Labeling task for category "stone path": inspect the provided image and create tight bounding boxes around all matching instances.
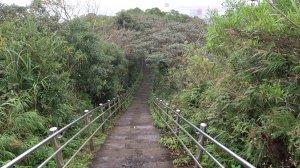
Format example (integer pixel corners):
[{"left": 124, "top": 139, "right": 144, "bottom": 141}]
[{"left": 89, "top": 71, "right": 173, "bottom": 168}]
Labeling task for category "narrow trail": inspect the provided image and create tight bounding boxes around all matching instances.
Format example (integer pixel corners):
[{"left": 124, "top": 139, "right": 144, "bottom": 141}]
[{"left": 90, "top": 71, "right": 174, "bottom": 168}]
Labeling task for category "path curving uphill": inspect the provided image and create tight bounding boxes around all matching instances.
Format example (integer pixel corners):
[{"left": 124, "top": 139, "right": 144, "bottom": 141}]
[{"left": 90, "top": 71, "right": 173, "bottom": 168}]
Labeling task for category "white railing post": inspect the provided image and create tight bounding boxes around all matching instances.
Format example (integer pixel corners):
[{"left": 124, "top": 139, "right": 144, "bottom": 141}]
[
  {"left": 195, "top": 123, "right": 207, "bottom": 168},
  {"left": 107, "top": 100, "right": 111, "bottom": 114},
  {"left": 99, "top": 103, "right": 105, "bottom": 132},
  {"left": 49, "top": 127, "right": 64, "bottom": 168},
  {"left": 175, "top": 109, "right": 180, "bottom": 136},
  {"left": 84, "top": 110, "right": 94, "bottom": 151},
  {"left": 113, "top": 97, "right": 116, "bottom": 115}
]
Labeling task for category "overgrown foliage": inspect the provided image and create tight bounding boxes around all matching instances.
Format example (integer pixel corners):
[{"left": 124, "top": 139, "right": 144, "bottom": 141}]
[
  {"left": 3, "top": 0, "right": 298, "bottom": 167},
  {"left": 111, "top": 8, "right": 206, "bottom": 67},
  {"left": 0, "top": 2, "right": 132, "bottom": 166},
  {"left": 62, "top": 18, "right": 128, "bottom": 103},
  {"left": 153, "top": 0, "right": 300, "bottom": 167}
]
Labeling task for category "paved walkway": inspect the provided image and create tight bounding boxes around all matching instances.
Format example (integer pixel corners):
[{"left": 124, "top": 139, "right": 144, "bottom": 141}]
[{"left": 90, "top": 71, "right": 173, "bottom": 168}]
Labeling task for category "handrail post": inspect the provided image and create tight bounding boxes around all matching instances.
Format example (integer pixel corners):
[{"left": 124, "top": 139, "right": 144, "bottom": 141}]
[
  {"left": 107, "top": 100, "right": 111, "bottom": 119},
  {"left": 155, "top": 97, "right": 159, "bottom": 112},
  {"left": 113, "top": 97, "right": 116, "bottom": 115},
  {"left": 125, "top": 92, "right": 128, "bottom": 107},
  {"left": 49, "top": 127, "right": 64, "bottom": 168},
  {"left": 99, "top": 103, "right": 105, "bottom": 132},
  {"left": 165, "top": 103, "right": 169, "bottom": 122},
  {"left": 122, "top": 95, "right": 125, "bottom": 110},
  {"left": 120, "top": 95, "right": 123, "bottom": 110},
  {"left": 159, "top": 100, "right": 163, "bottom": 115},
  {"left": 124, "top": 94, "right": 128, "bottom": 109},
  {"left": 84, "top": 110, "right": 94, "bottom": 151},
  {"left": 175, "top": 109, "right": 180, "bottom": 136},
  {"left": 127, "top": 90, "right": 130, "bottom": 106},
  {"left": 195, "top": 123, "right": 207, "bottom": 168},
  {"left": 153, "top": 96, "right": 157, "bottom": 112},
  {"left": 117, "top": 96, "right": 121, "bottom": 112}
]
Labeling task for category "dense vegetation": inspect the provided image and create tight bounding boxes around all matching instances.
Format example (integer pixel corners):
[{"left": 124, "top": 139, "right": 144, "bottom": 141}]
[
  {"left": 1, "top": 0, "right": 299, "bottom": 167},
  {"left": 151, "top": 0, "right": 300, "bottom": 167},
  {"left": 0, "top": 1, "right": 139, "bottom": 166}
]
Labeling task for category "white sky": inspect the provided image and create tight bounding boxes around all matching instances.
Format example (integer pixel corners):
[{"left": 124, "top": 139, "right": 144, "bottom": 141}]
[{"left": 0, "top": 0, "right": 225, "bottom": 18}]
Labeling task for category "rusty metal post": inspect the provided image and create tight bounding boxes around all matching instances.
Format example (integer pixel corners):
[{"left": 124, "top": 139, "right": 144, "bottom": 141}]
[
  {"left": 195, "top": 123, "right": 207, "bottom": 168},
  {"left": 175, "top": 109, "right": 180, "bottom": 136},
  {"left": 84, "top": 110, "right": 94, "bottom": 151},
  {"left": 49, "top": 127, "right": 64, "bottom": 168}
]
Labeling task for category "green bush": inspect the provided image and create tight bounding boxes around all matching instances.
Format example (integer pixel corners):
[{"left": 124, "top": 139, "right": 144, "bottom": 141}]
[
  {"left": 62, "top": 18, "right": 129, "bottom": 102},
  {"left": 0, "top": 3, "right": 133, "bottom": 167},
  {"left": 153, "top": 0, "right": 300, "bottom": 167}
]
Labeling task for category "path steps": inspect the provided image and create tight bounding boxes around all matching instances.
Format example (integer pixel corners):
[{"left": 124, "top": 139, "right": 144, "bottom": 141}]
[{"left": 89, "top": 72, "right": 173, "bottom": 168}]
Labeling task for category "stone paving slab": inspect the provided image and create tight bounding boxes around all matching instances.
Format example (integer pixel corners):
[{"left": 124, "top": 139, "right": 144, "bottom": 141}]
[{"left": 89, "top": 71, "right": 173, "bottom": 168}]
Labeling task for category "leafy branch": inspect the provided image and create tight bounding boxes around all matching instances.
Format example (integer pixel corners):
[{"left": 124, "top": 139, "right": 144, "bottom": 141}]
[{"left": 265, "top": 0, "right": 300, "bottom": 29}]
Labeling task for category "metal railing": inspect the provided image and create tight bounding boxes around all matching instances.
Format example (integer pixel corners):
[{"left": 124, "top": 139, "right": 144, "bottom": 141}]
[
  {"left": 152, "top": 97, "right": 256, "bottom": 168},
  {"left": 2, "top": 87, "right": 136, "bottom": 168}
]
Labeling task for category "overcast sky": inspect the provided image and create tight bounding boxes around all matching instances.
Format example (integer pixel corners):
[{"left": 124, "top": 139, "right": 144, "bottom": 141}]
[{"left": 0, "top": 0, "right": 226, "bottom": 18}]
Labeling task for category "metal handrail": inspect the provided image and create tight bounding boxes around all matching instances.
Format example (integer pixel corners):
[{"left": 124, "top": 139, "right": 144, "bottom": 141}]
[
  {"left": 2, "top": 86, "right": 136, "bottom": 168},
  {"left": 153, "top": 100, "right": 223, "bottom": 168},
  {"left": 152, "top": 97, "right": 256, "bottom": 168}
]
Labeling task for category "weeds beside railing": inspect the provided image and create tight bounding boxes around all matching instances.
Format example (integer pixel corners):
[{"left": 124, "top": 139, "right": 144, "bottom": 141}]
[
  {"left": 152, "top": 96, "right": 256, "bottom": 168},
  {"left": 2, "top": 70, "right": 143, "bottom": 168}
]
